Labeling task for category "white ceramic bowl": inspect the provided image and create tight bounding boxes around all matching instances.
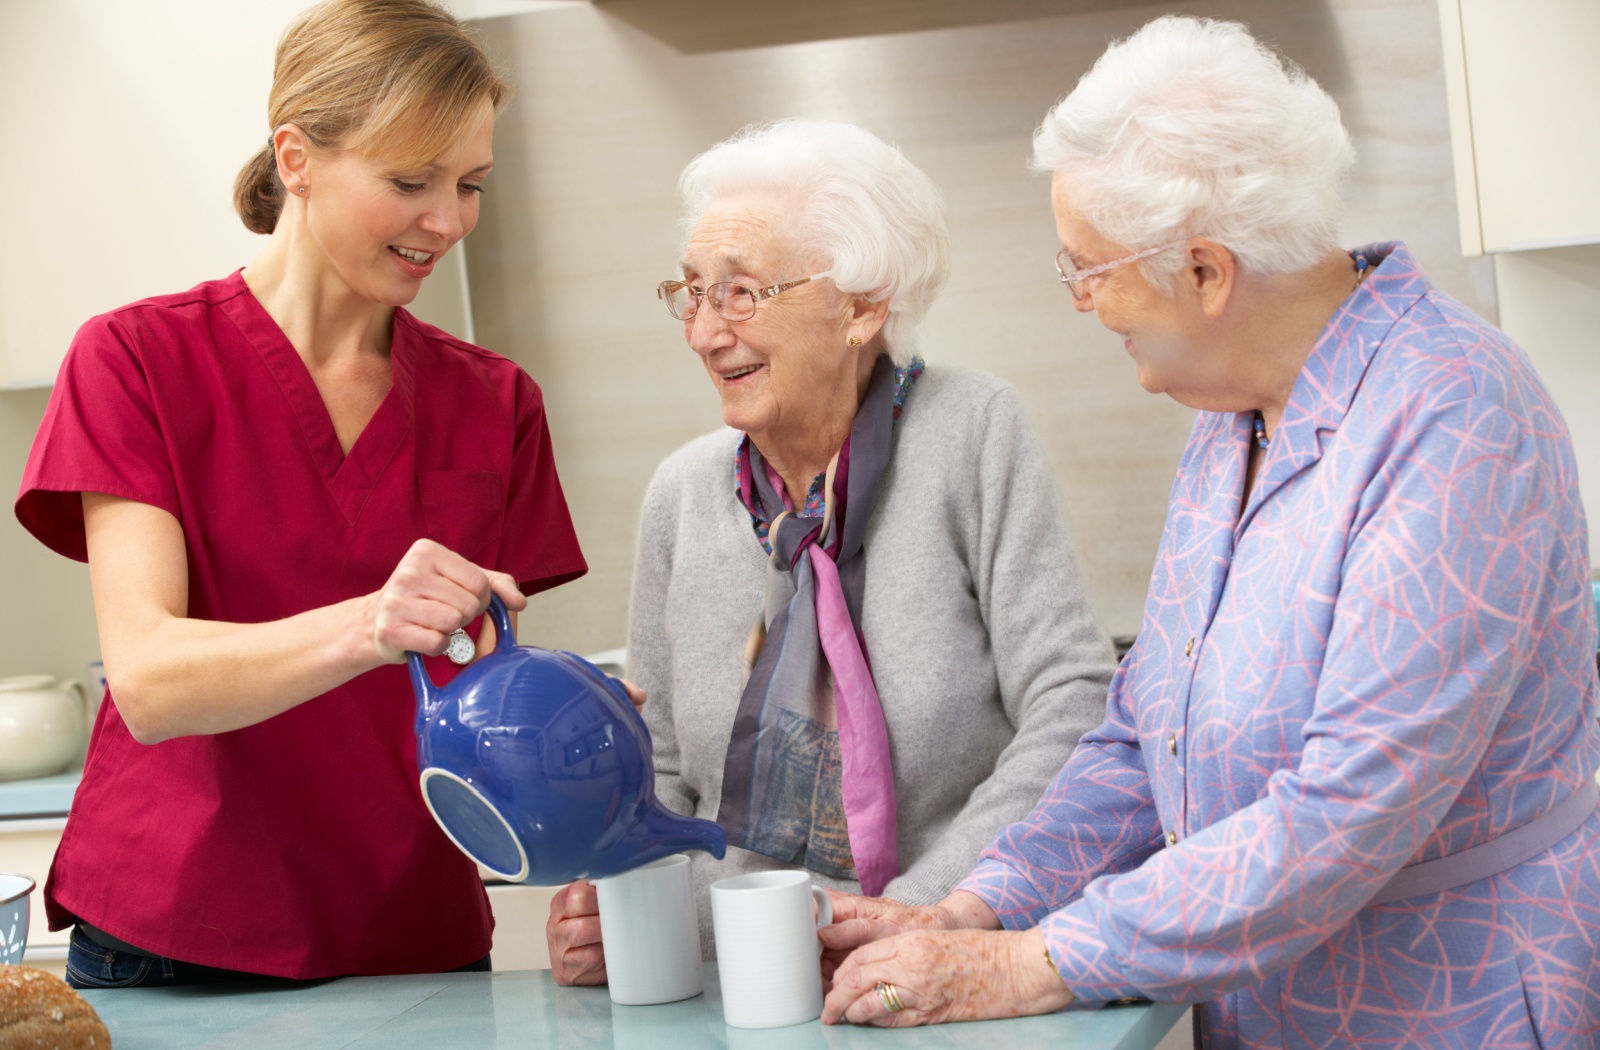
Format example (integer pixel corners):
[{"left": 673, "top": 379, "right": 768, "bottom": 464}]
[{"left": 0, "top": 873, "right": 35, "bottom": 965}]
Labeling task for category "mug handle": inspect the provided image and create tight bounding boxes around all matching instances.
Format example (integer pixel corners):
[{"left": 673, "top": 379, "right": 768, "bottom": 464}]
[{"left": 806, "top": 883, "right": 832, "bottom": 953}]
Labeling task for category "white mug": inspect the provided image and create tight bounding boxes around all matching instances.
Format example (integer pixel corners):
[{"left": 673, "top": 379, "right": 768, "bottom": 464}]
[
  {"left": 710, "top": 870, "right": 833, "bottom": 1029},
  {"left": 594, "top": 854, "right": 704, "bottom": 1006}
]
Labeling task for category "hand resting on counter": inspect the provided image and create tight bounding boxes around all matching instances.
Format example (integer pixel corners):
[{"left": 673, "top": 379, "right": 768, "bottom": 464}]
[{"left": 820, "top": 889, "right": 1074, "bottom": 1027}]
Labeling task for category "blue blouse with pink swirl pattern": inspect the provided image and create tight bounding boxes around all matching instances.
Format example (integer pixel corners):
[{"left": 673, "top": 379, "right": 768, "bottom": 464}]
[{"left": 960, "top": 242, "right": 1600, "bottom": 1049}]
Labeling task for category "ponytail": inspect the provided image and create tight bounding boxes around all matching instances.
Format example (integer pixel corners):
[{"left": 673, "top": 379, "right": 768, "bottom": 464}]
[
  {"left": 233, "top": 144, "right": 283, "bottom": 235},
  {"left": 234, "top": 0, "right": 507, "bottom": 237}
]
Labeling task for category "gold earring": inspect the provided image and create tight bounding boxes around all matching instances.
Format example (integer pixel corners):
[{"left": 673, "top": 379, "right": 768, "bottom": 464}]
[{"left": 848, "top": 336, "right": 863, "bottom": 348}]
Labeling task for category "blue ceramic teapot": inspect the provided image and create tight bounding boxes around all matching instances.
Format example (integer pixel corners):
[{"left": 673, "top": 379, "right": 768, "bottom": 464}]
[{"left": 409, "top": 595, "right": 726, "bottom": 884}]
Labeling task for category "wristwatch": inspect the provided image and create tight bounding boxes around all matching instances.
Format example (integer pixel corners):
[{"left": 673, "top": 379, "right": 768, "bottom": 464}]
[{"left": 445, "top": 629, "right": 476, "bottom": 666}]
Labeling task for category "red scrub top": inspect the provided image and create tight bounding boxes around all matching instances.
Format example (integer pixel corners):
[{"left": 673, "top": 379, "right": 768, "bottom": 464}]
[{"left": 14, "top": 272, "right": 587, "bottom": 978}]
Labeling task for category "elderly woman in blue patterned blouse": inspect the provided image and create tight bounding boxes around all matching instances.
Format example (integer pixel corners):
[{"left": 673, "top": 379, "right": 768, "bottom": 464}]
[{"left": 819, "top": 17, "right": 1600, "bottom": 1049}]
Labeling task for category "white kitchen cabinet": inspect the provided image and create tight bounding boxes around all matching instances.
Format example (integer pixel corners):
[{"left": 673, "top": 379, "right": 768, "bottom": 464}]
[
  {"left": 0, "top": 1, "right": 474, "bottom": 390},
  {"left": 1437, "top": 0, "right": 1600, "bottom": 254},
  {"left": 484, "top": 883, "right": 559, "bottom": 971},
  {"left": 0, "top": 817, "right": 70, "bottom": 979}
]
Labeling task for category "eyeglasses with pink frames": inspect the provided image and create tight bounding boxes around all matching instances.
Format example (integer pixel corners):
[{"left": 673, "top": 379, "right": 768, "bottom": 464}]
[{"left": 1054, "top": 241, "right": 1186, "bottom": 301}]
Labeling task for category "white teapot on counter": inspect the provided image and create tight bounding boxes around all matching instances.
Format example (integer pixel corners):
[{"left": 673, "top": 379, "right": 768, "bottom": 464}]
[{"left": 0, "top": 676, "right": 89, "bottom": 781}]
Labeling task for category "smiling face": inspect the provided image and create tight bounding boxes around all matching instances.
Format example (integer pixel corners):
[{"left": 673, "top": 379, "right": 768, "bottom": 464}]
[
  {"left": 680, "top": 191, "right": 867, "bottom": 451},
  {"left": 299, "top": 96, "right": 496, "bottom": 307},
  {"left": 1051, "top": 172, "right": 1208, "bottom": 399}
]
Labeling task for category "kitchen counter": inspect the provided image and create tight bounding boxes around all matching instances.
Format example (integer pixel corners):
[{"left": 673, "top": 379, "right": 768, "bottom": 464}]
[
  {"left": 0, "top": 769, "right": 79, "bottom": 820},
  {"left": 81, "top": 963, "right": 1186, "bottom": 1050}
]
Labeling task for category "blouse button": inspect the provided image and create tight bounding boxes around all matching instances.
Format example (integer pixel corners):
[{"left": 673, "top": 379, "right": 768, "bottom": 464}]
[
  {"left": 1168, "top": 735, "right": 1177, "bottom": 756},
  {"left": 1184, "top": 637, "right": 1195, "bottom": 657},
  {"left": 1167, "top": 830, "right": 1178, "bottom": 846}
]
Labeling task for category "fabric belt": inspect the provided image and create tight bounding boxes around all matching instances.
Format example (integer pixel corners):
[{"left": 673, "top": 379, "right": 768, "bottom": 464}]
[
  {"left": 78, "top": 921, "right": 157, "bottom": 958},
  {"left": 1370, "top": 777, "right": 1599, "bottom": 906}
]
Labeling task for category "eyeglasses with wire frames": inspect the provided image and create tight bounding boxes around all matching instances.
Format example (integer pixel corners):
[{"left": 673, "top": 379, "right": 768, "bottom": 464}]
[
  {"left": 656, "top": 273, "right": 829, "bottom": 322},
  {"left": 1055, "top": 241, "right": 1186, "bottom": 302}
]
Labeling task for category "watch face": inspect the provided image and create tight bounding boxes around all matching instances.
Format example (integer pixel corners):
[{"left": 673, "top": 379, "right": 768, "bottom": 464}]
[{"left": 446, "top": 630, "right": 476, "bottom": 666}]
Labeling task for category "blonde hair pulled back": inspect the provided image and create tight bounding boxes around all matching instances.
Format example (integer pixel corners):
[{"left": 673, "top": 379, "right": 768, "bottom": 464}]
[{"left": 233, "top": 0, "right": 510, "bottom": 234}]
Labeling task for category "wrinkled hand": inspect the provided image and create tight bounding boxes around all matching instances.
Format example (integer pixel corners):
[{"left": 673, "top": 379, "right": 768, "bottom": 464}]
[
  {"left": 819, "top": 892, "right": 957, "bottom": 984},
  {"left": 547, "top": 880, "right": 607, "bottom": 985},
  {"left": 822, "top": 926, "right": 1073, "bottom": 1027},
  {"left": 367, "top": 539, "right": 526, "bottom": 663}
]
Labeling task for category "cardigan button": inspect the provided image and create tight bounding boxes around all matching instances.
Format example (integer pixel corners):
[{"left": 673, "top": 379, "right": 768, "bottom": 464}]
[
  {"left": 1167, "top": 830, "right": 1178, "bottom": 846},
  {"left": 1168, "top": 735, "right": 1177, "bottom": 756},
  {"left": 1184, "top": 637, "right": 1195, "bottom": 657}
]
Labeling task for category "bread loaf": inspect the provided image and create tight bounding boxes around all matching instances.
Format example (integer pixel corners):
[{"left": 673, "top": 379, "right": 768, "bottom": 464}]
[{"left": 0, "top": 965, "right": 111, "bottom": 1049}]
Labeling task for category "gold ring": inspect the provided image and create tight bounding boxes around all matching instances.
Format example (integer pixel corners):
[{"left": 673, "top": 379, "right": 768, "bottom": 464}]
[{"left": 875, "top": 980, "right": 904, "bottom": 1014}]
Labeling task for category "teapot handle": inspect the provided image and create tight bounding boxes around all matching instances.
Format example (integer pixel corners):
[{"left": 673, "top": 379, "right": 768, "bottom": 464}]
[
  {"left": 485, "top": 593, "right": 517, "bottom": 655},
  {"left": 408, "top": 593, "right": 519, "bottom": 727},
  {"left": 61, "top": 679, "right": 90, "bottom": 728}
]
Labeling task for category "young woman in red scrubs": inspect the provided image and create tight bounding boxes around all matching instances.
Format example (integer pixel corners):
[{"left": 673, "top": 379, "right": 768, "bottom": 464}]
[{"left": 14, "top": 0, "right": 587, "bottom": 986}]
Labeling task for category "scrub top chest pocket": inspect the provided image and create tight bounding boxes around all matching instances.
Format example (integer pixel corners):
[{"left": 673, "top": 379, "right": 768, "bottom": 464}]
[{"left": 421, "top": 470, "right": 505, "bottom": 565}]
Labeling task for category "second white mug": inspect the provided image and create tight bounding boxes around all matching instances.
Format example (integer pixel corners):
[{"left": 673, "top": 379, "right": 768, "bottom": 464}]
[
  {"left": 710, "top": 870, "right": 833, "bottom": 1029},
  {"left": 594, "top": 854, "right": 704, "bottom": 1006}
]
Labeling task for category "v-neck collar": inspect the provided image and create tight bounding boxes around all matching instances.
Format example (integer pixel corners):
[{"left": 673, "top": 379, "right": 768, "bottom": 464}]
[
  {"left": 1236, "top": 242, "right": 1422, "bottom": 537},
  {"left": 220, "top": 271, "right": 414, "bottom": 526}
]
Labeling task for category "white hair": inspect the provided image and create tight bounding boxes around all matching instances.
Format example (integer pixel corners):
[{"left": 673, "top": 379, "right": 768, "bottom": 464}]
[
  {"left": 678, "top": 118, "right": 949, "bottom": 365},
  {"left": 1032, "top": 16, "right": 1356, "bottom": 286}
]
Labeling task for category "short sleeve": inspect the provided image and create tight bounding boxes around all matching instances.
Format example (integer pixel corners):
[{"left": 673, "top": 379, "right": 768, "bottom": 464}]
[
  {"left": 14, "top": 313, "right": 182, "bottom": 562},
  {"left": 498, "top": 368, "right": 587, "bottom": 595}
]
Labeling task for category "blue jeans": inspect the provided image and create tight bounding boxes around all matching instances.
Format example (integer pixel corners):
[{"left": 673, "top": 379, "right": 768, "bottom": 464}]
[{"left": 64, "top": 926, "right": 491, "bottom": 988}]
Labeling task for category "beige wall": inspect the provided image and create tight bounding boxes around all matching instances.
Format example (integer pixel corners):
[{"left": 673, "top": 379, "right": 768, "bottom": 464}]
[
  {"left": 0, "top": 391, "right": 97, "bottom": 686},
  {"left": 465, "top": 0, "right": 1496, "bottom": 654},
  {"left": 0, "top": 0, "right": 1534, "bottom": 682},
  {"left": 1494, "top": 246, "right": 1600, "bottom": 569}
]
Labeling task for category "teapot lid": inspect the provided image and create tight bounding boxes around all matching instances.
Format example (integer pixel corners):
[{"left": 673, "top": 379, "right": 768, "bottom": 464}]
[{"left": 0, "top": 675, "right": 56, "bottom": 692}]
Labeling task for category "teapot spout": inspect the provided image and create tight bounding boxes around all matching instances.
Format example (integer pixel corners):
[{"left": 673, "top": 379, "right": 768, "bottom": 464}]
[{"left": 597, "top": 803, "right": 727, "bottom": 877}]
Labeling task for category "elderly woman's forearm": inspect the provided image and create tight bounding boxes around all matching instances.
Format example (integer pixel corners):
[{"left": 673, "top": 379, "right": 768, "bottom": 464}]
[{"left": 935, "top": 890, "right": 1003, "bottom": 930}]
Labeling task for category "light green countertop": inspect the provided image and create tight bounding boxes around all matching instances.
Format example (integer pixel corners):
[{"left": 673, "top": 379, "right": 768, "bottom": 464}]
[
  {"left": 81, "top": 963, "right": 1185, "bottom": 1050},
  {"left": 0, "top": 769, "right": 79, "bottom": 819}
]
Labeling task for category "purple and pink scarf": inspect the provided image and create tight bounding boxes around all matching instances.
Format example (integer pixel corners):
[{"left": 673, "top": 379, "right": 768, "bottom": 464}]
[{"left": 717, "top": 354, "right": 911, "bottom": 895}]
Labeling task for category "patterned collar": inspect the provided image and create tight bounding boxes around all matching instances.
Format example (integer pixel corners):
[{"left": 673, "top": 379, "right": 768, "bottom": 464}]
[{"left": 736, "top": 355, "right": 925, "bottom": 552}]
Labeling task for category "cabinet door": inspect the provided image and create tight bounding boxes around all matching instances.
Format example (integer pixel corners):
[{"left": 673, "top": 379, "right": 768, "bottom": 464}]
[
  {"left": 485, "top": 883, "right": 561, "bottom": 972},
  {"left": 0, "top": 821, "right": 67, "bottom": 977},
  {"left": 1440, "top": 0, "right": 1600, "bottom": 253}
]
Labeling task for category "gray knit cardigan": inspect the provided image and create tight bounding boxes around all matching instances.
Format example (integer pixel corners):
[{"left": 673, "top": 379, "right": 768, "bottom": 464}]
[{"left": 628, "top": 367, "right": 1115, "bottom": 953}]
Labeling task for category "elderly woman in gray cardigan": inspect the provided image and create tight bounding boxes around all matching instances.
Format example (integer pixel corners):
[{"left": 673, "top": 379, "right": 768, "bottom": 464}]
[{"left": 546, "top": 117, "right": 1114, "bottom": 983}]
